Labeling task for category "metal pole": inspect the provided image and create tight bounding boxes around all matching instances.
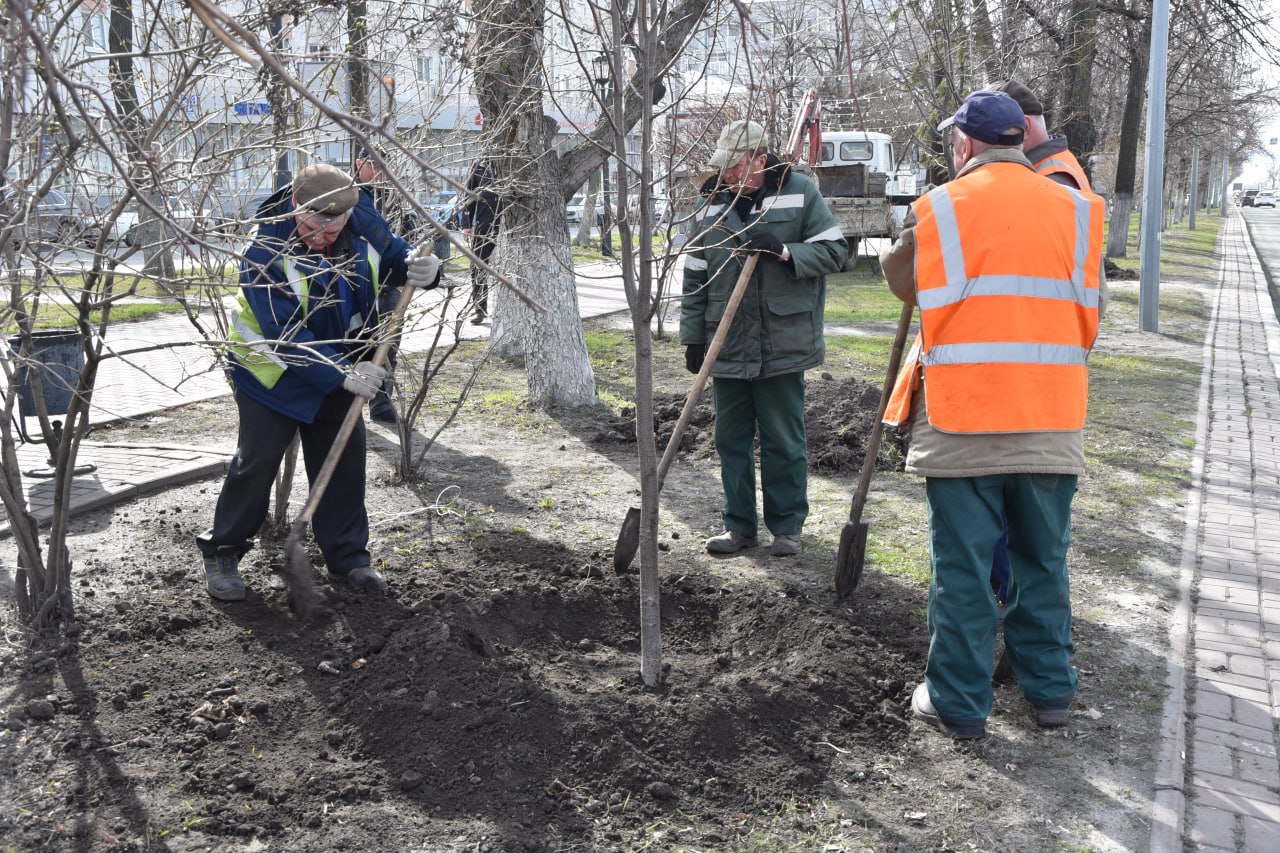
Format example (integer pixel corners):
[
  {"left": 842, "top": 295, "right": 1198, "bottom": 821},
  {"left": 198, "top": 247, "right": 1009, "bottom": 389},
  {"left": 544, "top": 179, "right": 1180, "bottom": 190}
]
[
  {"left": 1220, "top": 157, "right": 1230, "bottom": 217},
  {"left": 1138, "top": 0, "right": 1170, "bottom": 332},
  {"left": 1188, "top": 144, "right": 1199, "bottom": 230}
]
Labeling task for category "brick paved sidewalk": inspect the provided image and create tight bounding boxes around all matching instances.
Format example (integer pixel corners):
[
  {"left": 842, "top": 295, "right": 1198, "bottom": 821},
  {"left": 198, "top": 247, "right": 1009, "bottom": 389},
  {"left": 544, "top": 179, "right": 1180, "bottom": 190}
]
[{"left": 1150, "top": 213, "right": 1280, "bottom": 852}]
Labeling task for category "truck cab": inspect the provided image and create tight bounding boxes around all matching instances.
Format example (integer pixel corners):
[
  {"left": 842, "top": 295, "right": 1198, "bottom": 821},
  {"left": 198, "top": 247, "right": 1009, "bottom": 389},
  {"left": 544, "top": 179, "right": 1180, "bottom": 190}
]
[
  {"left": 812, "top": 131, "right": 918, "bottom": 203},
  {"left": 801, "top": 130, "right": 919, "bottom": 268}
]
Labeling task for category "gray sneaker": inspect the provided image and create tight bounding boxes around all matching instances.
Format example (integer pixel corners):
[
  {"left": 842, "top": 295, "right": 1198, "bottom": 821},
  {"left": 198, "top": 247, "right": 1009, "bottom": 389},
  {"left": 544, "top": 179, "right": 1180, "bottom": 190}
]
[
  {"left": 705, "top": 530, "right": 758, "bottom": 554},
  {"left": 770, "top": 534, "right": 801, "bottom": 557},
  {"left": 203, "top": 552, "right": 245, "bottom": 602},
  {"left": 330, "top": 565, "right": 387, "bottom": 593}
]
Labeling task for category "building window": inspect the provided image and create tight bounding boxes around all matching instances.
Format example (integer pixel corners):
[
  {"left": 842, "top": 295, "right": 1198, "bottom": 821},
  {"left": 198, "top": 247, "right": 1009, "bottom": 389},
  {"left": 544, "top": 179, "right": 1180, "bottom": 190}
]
[
  {"left": 417, "top": 53, "right": 433, "bottom": 83},
  {"left": 83, "top": 12, "right": 108, "bottom": 49}
]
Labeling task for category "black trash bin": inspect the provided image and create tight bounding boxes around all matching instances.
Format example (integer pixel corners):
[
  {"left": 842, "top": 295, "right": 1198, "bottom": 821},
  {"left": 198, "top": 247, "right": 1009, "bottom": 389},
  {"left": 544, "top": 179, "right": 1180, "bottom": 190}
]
[{"left": 8, "top": 329, "right": 85, "bottom": 445}]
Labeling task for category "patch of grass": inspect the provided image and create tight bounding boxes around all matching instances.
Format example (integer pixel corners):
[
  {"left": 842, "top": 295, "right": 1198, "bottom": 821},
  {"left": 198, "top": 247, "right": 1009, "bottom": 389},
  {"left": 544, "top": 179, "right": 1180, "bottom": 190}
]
[
  {"left": 1107, "top": 210, "right": 1224, "bottom": 278},
  {"left": 824, "top": 267, "right": 901, "bottom": 324},
  {"left": 823, "top": 334, "right": 893, "bottom": 372},
  {"left": 13, "top": 301, "right": 186, "bottom": 332}
]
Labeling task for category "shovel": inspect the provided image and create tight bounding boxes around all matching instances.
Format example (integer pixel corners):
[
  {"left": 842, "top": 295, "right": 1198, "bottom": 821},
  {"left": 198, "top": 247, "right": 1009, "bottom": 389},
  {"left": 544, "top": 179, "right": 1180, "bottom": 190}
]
[
  {"left": 278, "top": 281, "right": 418, "bottom": 618},
  {"left": 834, "top": 300, "right": 915, "bottom": 599},
  {"left": 613, "top": 253, "right": 760, "bottom": 572}
]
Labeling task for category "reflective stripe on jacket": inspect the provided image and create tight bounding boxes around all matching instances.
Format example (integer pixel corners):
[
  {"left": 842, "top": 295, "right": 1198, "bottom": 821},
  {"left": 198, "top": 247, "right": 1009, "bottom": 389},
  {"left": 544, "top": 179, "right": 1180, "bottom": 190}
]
[
  {"left": 227, "top": 246, "right": 382, "bottom": 390},
  {"left": 679, "top": 167, "right": 847, "bottom": 380},
  {"left": 1032, "top": 148, "right": 1091, "bottom": 191},
  {"left": 907, "top": 161, "right": 1104, "bottom": 433}
]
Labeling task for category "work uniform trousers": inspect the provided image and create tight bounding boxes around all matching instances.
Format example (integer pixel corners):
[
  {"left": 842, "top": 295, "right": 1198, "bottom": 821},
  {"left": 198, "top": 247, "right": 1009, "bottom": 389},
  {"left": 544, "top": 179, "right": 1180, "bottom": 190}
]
[
  {"left": 923, "top": 473, "right": 1079, "bottom": 727},
  {"left": 196, "top": 389, "right": 371, "bottom": 575},
  {"left": 712, "top": 372, "right": 807, "bottom": 538},
  {"left": 470, "top": 232, "right": 497, "bottom": 318}
]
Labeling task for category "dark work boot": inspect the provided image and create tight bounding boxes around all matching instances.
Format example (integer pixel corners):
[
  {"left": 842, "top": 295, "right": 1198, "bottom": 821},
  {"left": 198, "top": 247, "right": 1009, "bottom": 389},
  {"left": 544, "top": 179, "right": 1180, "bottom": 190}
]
[
  {"left": 203, "top": 552, "right": 245, "bottom": 601},
  {"left": 369, "top": 386, "right": 398, "bottom": 424}
]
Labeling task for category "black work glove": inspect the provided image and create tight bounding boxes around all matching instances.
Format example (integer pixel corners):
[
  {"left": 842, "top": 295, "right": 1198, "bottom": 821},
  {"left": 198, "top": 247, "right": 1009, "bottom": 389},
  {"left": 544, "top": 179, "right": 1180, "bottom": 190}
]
[
  {"left": 684, "top": 343, "right": 706, "bottom": 375},
  {"left": 742, "top": 224, "right": 785, "bottom": 258}
]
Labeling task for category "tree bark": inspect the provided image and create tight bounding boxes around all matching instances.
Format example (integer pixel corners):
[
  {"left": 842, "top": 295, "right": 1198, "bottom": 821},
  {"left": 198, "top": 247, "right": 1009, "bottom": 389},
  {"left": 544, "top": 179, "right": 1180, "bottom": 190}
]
[
  {"left": 470, "top": 0, "right": 714, "bottom": 406},
  {"left": 1060, "top": 0, "right": 1099, "bottom": 176},
  {"left": 1106, "top": 9, "right": 1151, "bottom": 258}
]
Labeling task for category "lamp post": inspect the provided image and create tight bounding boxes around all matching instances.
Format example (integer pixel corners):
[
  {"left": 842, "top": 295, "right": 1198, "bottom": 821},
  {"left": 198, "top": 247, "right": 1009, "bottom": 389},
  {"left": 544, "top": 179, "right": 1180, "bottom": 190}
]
[{"left": 592, "top": 51, "right": 614, "bottom": 257}]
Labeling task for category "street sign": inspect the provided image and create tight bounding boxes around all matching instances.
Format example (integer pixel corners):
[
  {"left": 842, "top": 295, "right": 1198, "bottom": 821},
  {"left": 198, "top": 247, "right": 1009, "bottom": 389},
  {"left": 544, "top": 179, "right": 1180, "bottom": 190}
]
[{"left": 233, "top": 101, "right": 271, "bottom": 116}]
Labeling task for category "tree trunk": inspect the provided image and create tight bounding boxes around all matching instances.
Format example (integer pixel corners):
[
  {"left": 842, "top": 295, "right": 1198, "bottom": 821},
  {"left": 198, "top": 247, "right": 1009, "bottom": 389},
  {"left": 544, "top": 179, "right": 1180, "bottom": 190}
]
[
  {"left": 1060, "top": 0, "right": 1099, "bottom": 177},
  {"left": 495, "top": 190, "right": 596, "bottom": 405},
  {"left": 470, "top": 0, "right": 713, "bottom": 406},
  {"left": 1107, "top": 11, "right": 1151, "bottom": 258}
]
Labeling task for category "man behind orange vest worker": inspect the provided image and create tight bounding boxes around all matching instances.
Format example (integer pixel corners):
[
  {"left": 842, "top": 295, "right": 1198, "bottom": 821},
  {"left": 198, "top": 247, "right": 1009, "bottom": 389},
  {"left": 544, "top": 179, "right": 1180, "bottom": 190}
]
[
  {"left": 987, "top": 79, "right": 1091, "bottom": 191},
  {"left": 879, "top": 91, "right": 1106, "bottom": 739},
  {"left": 980, "top": 79, "right": 1093, "bottom": 652}
]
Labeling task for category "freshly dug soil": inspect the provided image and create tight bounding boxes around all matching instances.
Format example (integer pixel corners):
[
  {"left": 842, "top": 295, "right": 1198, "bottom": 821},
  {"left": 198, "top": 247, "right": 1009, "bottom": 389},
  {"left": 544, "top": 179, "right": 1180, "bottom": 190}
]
[{"left": 0, "top": 284, "right": 1203, "bottom": 851}]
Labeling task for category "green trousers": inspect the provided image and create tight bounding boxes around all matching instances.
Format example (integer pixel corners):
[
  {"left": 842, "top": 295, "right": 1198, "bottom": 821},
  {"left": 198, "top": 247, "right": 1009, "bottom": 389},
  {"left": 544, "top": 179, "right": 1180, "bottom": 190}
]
[
  {"left": 923, "top": 473, "right": 1079, "bottom": 725},
  {"left": 712, "top": 373, "right": 807, "bottom": 537}
]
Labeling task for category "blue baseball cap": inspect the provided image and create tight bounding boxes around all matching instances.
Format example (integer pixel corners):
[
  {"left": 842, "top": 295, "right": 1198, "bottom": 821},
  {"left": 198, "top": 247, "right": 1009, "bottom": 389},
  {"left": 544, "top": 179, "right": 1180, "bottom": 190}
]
[{"left": 937, "top": 91, "right": 1026, "bottom": 146}]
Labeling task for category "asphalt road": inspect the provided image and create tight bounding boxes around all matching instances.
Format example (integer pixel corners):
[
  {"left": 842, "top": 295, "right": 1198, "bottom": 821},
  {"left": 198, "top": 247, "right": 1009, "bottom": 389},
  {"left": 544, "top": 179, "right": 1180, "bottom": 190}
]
[{"left": 1240, "top": 207, "right": 1280, "bottom": 333}]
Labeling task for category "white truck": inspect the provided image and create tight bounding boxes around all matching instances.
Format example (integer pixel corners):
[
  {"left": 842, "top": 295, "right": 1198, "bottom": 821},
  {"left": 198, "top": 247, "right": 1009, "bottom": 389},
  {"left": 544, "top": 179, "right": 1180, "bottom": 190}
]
[{"left": 801, "top": 130, "right": 921, "bottom": 269}]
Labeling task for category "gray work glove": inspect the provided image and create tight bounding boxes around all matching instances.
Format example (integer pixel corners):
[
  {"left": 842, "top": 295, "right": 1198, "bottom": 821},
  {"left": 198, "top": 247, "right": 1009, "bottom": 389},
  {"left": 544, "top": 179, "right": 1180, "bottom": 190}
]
[
  {"left": 406, "top": 243, "right": 442, "bottom": 290},
  {"left": 342, "top": 361, "right": 387, "bottom": 400}
]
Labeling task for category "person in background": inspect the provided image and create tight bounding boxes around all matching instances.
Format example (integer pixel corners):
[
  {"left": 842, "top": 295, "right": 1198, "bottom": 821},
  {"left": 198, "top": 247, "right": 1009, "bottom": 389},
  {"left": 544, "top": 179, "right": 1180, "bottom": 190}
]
[
  {"left": 987, "top": 79, "right": 1092, "bottom": 191},
  {"left": 879, "top": 92, "right": 1106, "bottom": 739},
  {"left": 197, "top": 163, "right": 441, "bottom": 602},
  {"left": 355, "top": 148, "right": 410, "bottom": 425},
  {"left": 460, "top": 160, "right": 502, "bottom": 325},
  {"left": 983, "top": 79, "right": 1093, "bottom": 679},
  {"left": 680, "top": 119, "right": 848, "bottom": 559}
]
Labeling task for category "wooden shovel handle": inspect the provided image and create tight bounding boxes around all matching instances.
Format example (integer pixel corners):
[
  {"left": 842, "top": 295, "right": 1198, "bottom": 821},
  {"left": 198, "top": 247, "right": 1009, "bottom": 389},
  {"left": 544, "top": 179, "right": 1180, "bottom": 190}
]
[
  {"left": 293, "top": 282, "right": 417, "bottom": 528},
  {"left": 655, "top": 253, "right": 760, "bottom": 487},
  {"left": 847, "top": 300, "right": 915, "bottom": 520}
]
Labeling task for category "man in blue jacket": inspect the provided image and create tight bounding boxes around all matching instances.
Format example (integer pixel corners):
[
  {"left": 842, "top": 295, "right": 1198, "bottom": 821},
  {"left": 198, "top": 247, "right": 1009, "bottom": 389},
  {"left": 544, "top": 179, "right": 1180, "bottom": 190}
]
[{"left": 197, "top": 163, "right": 441, "bottom": 602}]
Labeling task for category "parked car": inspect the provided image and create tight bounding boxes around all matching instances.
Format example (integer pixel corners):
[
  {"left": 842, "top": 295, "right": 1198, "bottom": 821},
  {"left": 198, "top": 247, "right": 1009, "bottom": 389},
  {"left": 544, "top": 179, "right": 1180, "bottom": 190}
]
[
  {"left": 1242, "top": 189, "right": 1260, "bottom": 207},
  {"left": 422, "top": 190, "right": 459, "bottom": 225},
  {"left": 82, "top": 197, "right": 203, "bottom": 248},
  {"left": 1254, "top": 189, "right": 1276, "bottom": 208},
  {"left": 2, "top": 186, "right": 81, "bottom": 246},
  {"left": 202, "top": 188, "right": 274, "bottom": 236},
  {"left": 565, "top": 194, "right": 585, "bottom": 223}
]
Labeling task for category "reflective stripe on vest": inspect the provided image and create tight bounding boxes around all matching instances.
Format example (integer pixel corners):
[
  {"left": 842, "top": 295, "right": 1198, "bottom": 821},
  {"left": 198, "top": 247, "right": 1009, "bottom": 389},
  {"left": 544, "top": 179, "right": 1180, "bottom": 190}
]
[
  {"left": 227, "top": 291, "right": 289, "bottom": 389},
  {"left": 883, "top": 332, "right": 922, "bottom": 427},
  {"left": 1033, "top": 150, "right": 1091, "bottom": 191},
  {"left": 910, "top": 162, "right": 1103, "bottom": 433}
]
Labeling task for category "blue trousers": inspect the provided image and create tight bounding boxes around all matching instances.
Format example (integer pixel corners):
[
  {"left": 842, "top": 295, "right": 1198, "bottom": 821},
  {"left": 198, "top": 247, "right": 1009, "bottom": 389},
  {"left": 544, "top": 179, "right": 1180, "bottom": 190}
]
[
  {"left": 196, "top": 389, "right": 371, "bottom": 574},
  {"left": 712, "top": 373, "right": 808, "bottom": 537},
  {"left": 923, "top": 474, "right": 1078, "bottom": 725}
]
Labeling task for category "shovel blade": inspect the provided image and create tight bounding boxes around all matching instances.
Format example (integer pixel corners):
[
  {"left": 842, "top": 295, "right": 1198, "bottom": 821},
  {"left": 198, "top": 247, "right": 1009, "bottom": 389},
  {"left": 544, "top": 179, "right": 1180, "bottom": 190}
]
[
  {"left": 613, "top": 506, "right": 641, "bottom": 573},
  {"left": 834, "top": 519, "right": 869, "bottom": 599}
]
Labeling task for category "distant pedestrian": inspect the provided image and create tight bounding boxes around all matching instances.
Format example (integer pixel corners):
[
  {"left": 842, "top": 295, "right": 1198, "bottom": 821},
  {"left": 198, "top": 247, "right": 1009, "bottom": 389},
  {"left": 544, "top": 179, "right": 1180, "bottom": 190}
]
[
  {"left": 461, "top": 160, "right": 502, "bottom": 325},
  {"left": 680, "top": 119, "right": 848, "bottom": 558},
  {"left": 197, "top": 163, "right": 441, "bottom": 602},
  {"left": 880, "top": 92, "right": 1107, "bottom": 738}
]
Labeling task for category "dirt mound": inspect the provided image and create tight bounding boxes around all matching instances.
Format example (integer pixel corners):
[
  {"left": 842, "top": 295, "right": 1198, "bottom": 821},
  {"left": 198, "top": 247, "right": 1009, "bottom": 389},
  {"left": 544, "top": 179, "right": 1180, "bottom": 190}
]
[
  {"left": 0, "top": 514, "right": 922, "bottom": 852},
  {"left": 593, "top": 374, "right": 909, "bottom": 474}
]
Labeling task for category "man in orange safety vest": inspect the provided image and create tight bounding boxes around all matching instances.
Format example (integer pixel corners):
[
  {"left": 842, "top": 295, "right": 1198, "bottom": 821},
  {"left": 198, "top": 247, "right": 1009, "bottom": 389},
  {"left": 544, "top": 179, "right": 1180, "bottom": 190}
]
[{"left": 879, "top": 90, "right": 1107, "bottom": 740}]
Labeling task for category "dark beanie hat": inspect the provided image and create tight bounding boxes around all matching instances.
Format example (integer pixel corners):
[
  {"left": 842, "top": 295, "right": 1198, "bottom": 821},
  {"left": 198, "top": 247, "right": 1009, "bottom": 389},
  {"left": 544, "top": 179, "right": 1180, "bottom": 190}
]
[{"left": 986, "top": 80, "right": 1044, "bottom": 117}]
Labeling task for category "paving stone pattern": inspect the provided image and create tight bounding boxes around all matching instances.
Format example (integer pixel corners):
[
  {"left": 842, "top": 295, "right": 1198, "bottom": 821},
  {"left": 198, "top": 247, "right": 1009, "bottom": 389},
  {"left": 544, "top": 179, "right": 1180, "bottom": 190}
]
[{"left": 1155, "top": 214, "right": 1280, "bottom": 852}]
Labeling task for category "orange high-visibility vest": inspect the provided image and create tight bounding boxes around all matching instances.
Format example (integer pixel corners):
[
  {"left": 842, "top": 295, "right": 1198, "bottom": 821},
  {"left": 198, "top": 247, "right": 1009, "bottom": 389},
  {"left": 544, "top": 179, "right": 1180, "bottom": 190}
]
[
  {"left": 887, "top": 161, "right": 1104, "bottom": 433},
  {"left": 1033, "top": 148, "right": 1091, "bottom": 191}
]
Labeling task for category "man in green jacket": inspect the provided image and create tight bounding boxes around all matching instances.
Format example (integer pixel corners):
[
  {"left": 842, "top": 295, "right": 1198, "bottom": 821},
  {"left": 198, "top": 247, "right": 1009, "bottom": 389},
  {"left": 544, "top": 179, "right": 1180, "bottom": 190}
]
[{"left": 680, "top": 119, "right": 848, "bottom": 557}]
